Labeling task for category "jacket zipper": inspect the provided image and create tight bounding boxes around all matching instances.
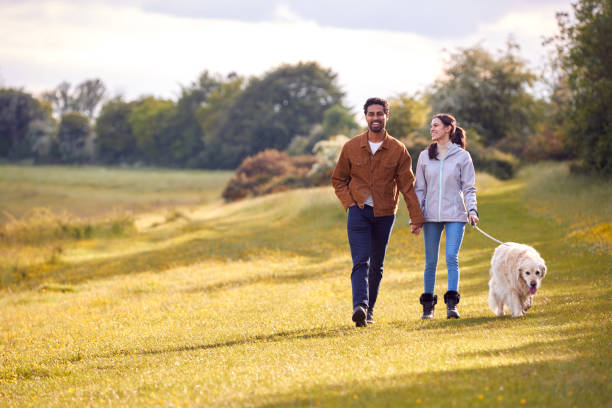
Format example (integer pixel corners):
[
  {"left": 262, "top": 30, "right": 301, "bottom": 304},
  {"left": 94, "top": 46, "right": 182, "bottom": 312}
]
[{"left": 438, "top": 158, "right": 444, "bottom": 222}]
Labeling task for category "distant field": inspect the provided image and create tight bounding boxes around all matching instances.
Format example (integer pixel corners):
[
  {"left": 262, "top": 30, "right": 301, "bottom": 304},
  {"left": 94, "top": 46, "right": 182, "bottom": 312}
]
[
  {"left": 0, "top": 165, "right": 233, "bottom": 222},
  {"left": 0, "top": 163, "right": 610, "bottom": 407}
]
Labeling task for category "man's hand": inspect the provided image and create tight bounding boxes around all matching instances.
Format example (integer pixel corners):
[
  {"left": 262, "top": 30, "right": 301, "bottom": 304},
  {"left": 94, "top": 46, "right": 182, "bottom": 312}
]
[{"left": 410, "top": 224, "right": 422, "bottom": 235}]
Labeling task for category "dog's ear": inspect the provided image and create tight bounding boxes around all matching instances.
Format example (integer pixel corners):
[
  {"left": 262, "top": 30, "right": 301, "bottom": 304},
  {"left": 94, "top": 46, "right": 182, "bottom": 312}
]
[
  {"left": 516, "top": 267, "right": 523, "bottom": 282},
  {"left": 540, "top": 265, "right": 547, "bottom": 278}
]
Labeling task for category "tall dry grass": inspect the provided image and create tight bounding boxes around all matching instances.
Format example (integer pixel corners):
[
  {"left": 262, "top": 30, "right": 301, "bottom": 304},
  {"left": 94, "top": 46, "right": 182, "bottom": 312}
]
[{"left": 0, "top": 208, "right": 135, "bottom": 287}]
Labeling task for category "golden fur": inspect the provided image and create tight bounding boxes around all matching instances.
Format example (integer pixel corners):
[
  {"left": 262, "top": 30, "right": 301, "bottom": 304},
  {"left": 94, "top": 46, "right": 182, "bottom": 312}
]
[{"left": 488, "top": 243, "right": 547, "bottom": 317}]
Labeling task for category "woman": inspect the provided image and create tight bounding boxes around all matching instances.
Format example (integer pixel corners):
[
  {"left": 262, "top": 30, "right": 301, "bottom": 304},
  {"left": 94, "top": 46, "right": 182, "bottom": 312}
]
[{"left": 412, "top": 113, "right": 478, "bottom": 319}]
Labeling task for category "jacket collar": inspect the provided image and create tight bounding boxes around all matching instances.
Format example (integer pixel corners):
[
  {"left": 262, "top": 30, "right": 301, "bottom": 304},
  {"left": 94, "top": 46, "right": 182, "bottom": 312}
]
[
  {"left": 447, "top": 143, "right": 461, "bottom": 156},
  {"left": 360, "top": 130, "right": 390, "bottom": 150},
  {"left": 435, "top": 142, "right": 461, "bottom": 160}
]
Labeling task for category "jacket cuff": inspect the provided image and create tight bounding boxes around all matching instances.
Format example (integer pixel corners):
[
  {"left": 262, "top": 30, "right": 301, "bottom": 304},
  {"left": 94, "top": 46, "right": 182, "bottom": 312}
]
[{"left": 343, "top": 200, "right": 357, "bottom": 211}]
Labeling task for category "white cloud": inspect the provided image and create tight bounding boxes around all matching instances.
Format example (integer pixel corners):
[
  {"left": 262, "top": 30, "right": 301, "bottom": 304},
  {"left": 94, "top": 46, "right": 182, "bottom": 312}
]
[
  {"left": 0, "top": 1, "right": 568, "bottom": 113},
  {"left": 273, "top": 4, "right": 302, "bottom": 22},
  {"left": 460, "top": 4, "right": 563, "bottom": 66}
]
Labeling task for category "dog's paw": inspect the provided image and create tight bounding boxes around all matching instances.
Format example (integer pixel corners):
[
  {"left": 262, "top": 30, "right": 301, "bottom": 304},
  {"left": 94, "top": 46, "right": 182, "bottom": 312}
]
[{"left": 522, "top": 297, "right": 533, "bottom": 312}]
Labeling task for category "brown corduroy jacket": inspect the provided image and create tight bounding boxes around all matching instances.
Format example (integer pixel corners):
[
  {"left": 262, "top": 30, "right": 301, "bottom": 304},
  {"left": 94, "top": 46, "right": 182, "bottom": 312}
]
[{"left": 331, "top": 131, "right": 425, "bottom": 225}]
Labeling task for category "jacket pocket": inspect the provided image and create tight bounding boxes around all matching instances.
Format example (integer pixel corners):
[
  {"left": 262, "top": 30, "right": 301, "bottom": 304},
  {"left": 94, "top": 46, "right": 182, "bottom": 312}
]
[{"left": 384, "top": 163, "right": 394, "bottom": 175}]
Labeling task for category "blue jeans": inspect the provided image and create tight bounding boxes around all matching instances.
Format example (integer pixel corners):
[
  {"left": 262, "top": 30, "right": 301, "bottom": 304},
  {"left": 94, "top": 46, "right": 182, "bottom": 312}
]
[
  {"left": 347, "top": 205, "right": 395, "bottom": 310},
  {"left": 423, "top": 222, "right": 465, "bottom": 294}
]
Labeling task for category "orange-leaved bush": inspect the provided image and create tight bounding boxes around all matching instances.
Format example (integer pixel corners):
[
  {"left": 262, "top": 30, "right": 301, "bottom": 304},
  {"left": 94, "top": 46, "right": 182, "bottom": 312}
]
[{"left": 222, "top": 149, "right": 318, "bottom": 201}]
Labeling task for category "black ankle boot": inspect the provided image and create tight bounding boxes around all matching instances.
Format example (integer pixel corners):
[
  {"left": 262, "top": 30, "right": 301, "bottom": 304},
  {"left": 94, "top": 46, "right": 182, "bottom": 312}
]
[
  {"left": 444, "top": 291, "right": 460, "bottom": 319},
  {"left": 419, "top": 293, "right": 437, "bottom": 319}
]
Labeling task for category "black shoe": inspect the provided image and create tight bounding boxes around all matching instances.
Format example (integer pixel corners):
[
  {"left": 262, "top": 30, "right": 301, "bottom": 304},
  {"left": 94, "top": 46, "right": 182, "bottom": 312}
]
[
  {"left": 366, "top": 309, "right": 374, "bottom": 325},
  {"left": 352, "top": 305, "right": 367, "bottom": 327},
  {"left": 444, "top": 291, "right": 460, "bottom": 319},
  {"left": 419, "top": 293, "right": 437, "bottom": 319}
]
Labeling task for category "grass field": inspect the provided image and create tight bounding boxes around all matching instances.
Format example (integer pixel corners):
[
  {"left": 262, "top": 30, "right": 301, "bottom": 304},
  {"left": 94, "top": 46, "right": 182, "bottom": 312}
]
[
  {"left": 0, "top": 164, "right": 610, "bottom": 407},
  {"left": 0, "top": 165, "right": 233, "bottom": 221},
  {"left": 520, "top": 163, "right": 612, "bottom": 255}
]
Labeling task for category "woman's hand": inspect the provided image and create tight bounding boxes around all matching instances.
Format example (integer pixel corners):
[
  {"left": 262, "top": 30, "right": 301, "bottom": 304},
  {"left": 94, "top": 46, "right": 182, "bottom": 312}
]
[
  {"left": 468, "top": 213, "right": 479, "bottom": 226},
  {"left": 411, "top": 224, "right": 422, "bottom": 235}
]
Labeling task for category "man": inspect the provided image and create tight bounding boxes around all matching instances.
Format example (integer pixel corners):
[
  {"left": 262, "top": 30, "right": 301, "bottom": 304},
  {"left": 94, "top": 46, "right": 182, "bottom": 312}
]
[{"left": 331, "top": 97, "right": 425, "bottom": 327}]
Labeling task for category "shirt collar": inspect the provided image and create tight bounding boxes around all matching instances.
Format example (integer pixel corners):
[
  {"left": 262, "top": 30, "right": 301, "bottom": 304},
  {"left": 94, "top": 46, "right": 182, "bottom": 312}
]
[{"left": 360, "top": 130, "right": 389, "bottom": 149}]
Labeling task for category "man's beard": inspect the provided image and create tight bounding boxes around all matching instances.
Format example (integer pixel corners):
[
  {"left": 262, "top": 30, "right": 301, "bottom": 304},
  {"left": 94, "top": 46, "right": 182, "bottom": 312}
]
[{"left": 369, "top": 122, "right": 383, "bottom": 132}]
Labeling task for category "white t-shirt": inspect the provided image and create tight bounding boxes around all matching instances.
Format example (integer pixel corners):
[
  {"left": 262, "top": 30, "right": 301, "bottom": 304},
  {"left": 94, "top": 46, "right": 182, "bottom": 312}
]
[{"left": 364, "top": 141, "right": 383, "bottom": 207}]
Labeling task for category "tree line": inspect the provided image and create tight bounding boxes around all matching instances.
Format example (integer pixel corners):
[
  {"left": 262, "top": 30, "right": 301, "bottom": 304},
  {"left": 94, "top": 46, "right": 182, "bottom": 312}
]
[
  {"left": 0, "top": 0, "right": 609, "bottom": 176},
  {"left": 0, "top": 62, "right": 356, "bottom": 169}
]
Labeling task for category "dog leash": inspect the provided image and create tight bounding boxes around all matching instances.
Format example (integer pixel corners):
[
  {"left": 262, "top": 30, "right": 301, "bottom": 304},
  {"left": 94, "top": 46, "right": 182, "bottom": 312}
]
[
  {"left": 462, "top": 199, "right": 509, "bottom": 246},
  {"left": 470, "top": 221, "right": 509, "bottom": 246}
]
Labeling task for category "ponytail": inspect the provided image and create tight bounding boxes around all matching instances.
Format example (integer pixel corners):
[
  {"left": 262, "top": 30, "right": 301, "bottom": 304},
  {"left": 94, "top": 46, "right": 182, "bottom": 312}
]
[{"left": 452, "top": 126, "right": 466, "bottom": 149}]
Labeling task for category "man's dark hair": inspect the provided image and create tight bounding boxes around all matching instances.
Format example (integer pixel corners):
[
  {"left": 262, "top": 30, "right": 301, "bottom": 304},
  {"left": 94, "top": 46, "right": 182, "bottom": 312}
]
[{"left": 363, "top": 97, "right": 389, "bottom": 115}]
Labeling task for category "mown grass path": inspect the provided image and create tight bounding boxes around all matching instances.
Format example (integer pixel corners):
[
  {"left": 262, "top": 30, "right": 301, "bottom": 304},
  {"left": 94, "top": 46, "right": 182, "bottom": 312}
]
[{"left": 0, "top": 170, "right": 610, "bottom": 407}]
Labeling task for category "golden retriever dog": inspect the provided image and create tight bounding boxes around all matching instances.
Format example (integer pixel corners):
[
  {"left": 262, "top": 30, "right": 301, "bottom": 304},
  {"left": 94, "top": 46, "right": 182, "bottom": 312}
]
[{"left": 488, "top": 243, "right": 547, "bottom": 317}]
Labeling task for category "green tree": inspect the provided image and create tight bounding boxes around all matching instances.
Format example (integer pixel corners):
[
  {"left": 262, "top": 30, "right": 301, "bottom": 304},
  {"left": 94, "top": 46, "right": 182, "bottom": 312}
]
[
  {"left": 287, "top": 104, "right": 358, "bottom": 156},
  {"left": 0, "top": 88, "right": 54, "bottom": 159},
  {"left": 213, "top": 62, "right": 344, "bottom": 168},
  {"left": 386, "top": 94, "right": 429, "bottom": 140},
  {"left": 196, "top": 73, "right": 245, "bottom": 167},
  {"left": 553, "top": 0, "right": 612, "bottom": 175},
  {"left": 27, "top": 117, "right": 59, "bottom": 163},
  {"left": 429, "top": 43, "right": 537, "bottom": 151},
  {"left": 129, "top": 97, "right": 175, "bottom": 165},
  {"left": 57, "top": 112, "right": 93, "bottom": 163},
  {"left": 95, "top": 97, "right": 137, "bottom": 164},
  {"left": 320, "top": 104, "right": 359, "bottom": 137},
  {"left": 164, "top": 71, "right": 231, "bottom": 168}
]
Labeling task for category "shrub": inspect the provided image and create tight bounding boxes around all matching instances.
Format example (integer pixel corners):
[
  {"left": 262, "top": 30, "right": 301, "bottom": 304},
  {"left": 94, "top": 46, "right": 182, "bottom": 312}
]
[
  {"left": 222, "top": 150, "right": 318, "bottom": 201},
  {"left": 309, "top": 135, "right": 349, "bottom": 185},
  {"left": 468, "top": 143, "right": 519, "bottom": 180}
]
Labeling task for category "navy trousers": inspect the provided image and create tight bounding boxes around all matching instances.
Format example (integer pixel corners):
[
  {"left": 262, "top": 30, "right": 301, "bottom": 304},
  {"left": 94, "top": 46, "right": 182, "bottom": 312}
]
[{"left": 347, "top": 205, "right": 396, "bottom": 311}]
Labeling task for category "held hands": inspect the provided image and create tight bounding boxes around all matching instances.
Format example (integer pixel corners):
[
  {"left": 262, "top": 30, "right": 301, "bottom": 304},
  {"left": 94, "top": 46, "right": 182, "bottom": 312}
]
[
  {"left": 410, "top": 224, "right": 422, "bottom": 235},
  {"left": 468, "top": 213, "right": 479, "bottom": 226}
]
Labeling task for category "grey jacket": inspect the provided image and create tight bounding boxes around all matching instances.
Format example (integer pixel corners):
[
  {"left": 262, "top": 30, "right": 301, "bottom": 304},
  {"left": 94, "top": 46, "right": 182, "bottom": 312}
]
[{"left": 414, "top": 143, "right": 477, "bottom": 223}]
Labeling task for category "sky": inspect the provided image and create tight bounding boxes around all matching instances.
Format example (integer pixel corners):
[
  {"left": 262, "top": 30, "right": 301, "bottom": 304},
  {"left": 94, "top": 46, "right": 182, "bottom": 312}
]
[{"left": 0, "top": 0, "right": 574, "bottom": 113}]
